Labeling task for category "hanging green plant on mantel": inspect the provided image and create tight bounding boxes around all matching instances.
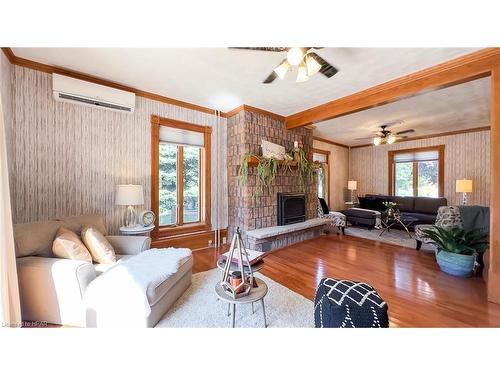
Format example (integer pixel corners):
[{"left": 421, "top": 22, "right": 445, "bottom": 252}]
[
  {"left": 293, "top": 147, "right": 320, "bottom": 187},
  {"left": 238, "top": 150, "right": 324, "bottom": 199}
]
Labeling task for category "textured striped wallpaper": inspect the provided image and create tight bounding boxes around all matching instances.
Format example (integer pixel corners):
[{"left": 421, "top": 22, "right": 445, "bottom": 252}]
[
  {"left": 0, "top": 51, "right": 13, "bottom": 189},
  {"left": 8, "top": 66, "right": 228, "bottom": 234},
  {"left": 349, "top": 130, "right": 491, "bottom": 206}
]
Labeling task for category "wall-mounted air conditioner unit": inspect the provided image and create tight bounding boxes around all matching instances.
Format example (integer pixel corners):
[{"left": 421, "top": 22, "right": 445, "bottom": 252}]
[{"left": 52, "top": 74, "right": 136, "bottom": 113}]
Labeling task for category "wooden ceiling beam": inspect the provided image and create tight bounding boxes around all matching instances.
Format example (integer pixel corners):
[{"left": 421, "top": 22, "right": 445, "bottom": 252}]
[{"left": 285, "top": 48, "right": 500, "bottom": 129}]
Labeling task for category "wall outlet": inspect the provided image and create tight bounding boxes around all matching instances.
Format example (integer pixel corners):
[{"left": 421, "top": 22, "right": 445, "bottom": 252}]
[
  {"left": 208, "top": 240, "right": 213, "bottom": 247},
  {"left": 222, "top": 236, "right": 227, "bottom": 244}
]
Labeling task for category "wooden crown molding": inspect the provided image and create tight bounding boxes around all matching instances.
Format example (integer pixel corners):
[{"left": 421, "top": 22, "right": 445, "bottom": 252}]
[
  {"left": 2, "top": 48, "right": 289, "bottom": 121},
  {"left": 1, "top": 47, "right": 15, "bottom": 64},
  {"left": 286, "top": 48, "right": 500, "bottom": 129},
  {"left": 225, "top": 104, "right": 285, "bottom": 121},
  {"left": 350, "top": 125, "right": 491, "bottom": 149},
  {"left": 2, "top": 47, "right": 222, "bottom": 116},
  {"left": 312, "top": 136, "right": 349, "bottom": 149}
]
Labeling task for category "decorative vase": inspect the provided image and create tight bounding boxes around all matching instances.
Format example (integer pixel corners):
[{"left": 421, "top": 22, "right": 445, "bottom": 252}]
[
  {"left": 230, "top": 271, "right": 243, "bottom": 294},
  {"left": 435, "top": 249, "right": 476, "bottom": 277},
  {"left": 386, "top": 208, "right": 395, "bottom": 218},
  {"left": 293, "top": 148, "right": 300, "bottom": 162}
]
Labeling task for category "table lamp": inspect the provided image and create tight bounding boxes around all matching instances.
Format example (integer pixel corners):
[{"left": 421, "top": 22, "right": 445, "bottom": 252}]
[
  {"left": 456, "top": 179, "right": 472, "bottom": 205},
  {"left": 347, "top": 180, "right": 358, "bottom": 203},
  {"left": 115, "top": 184, "right": 144, "bottom": 227}
]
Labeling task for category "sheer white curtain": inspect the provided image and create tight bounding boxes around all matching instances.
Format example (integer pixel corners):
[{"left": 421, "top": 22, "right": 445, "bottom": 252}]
[{"left": 0, "top": 94, "right": 21, "bottom": 328}]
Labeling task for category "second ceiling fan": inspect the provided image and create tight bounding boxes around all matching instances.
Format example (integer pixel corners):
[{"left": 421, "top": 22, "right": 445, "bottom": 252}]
[{"left": 355, "top": 121, "right": 415, "bottom": 146}]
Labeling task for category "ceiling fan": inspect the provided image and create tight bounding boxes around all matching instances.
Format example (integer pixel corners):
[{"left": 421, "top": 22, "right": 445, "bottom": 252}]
[
  {"left": 355, "top": 121, "right": 415, "bottom": 146},
  {"left": 229, "top": 47, "right": 339, "bottom": 83}
]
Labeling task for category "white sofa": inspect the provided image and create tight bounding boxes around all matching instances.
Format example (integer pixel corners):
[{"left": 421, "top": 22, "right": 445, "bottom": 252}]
[{"left": 14, "top": 214, "right": 192, "bottom": 327}]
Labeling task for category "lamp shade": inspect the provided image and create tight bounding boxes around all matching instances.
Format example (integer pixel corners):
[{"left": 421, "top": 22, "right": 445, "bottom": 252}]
[
  {"left": 348, "top": 180, "right": 357, "bottom": 190},
  {"left": 456, "top": 179, "right": 473, "bottom": 193},
  {"left": 115, "top": 185, "right": 144, "bottom": 205}
]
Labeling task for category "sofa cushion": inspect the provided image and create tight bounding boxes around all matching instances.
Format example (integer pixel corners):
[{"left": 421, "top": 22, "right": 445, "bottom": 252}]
[
  {"left": 93, "top": 254, "right": 133, "bottom": 275},
  {"left": 60, "top": 214, "right": 107, "bottom": 236},
  {"left": 52, "top": 227, "right": 92, "bottom": 262},
  {"left": 359, "top": 196, "right": 386, "bottom": 212},
  {"left": 413, "top": 197, "right": 447, "bottom": 214},
  {"left": 402, "top": 212, "right": 436, "bottom": 225},
  {"left": 14, "top": 220, "right": 62, "bottom": 258},
  {"left": 148, "top": 255, "right": 193, "bottom": 306},
  {"left": 393, "top": 196, "right": 415, "bottom": 212},
  {"left": 81, "top": 226, "right": 116, "bottom": 264}
]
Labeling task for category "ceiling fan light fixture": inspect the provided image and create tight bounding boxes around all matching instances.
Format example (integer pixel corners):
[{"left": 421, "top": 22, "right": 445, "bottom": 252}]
[
  {"left": 296, "top": 62, "right": 309, "bottom": 83},
  {"left": 373, "top": 137, "right": 382, "bottom": 146},
  {"left": 287, "top": 47, "right": 304, "bottom": 66},
  {"left": 274, "top": 60, "right": 290, "bottom": 80},
  {"left": 387, "top": 134, "right": 397, "bottom": 144},
  {"left": 305, "top": 54, "right": 322, "bottom": 76}
]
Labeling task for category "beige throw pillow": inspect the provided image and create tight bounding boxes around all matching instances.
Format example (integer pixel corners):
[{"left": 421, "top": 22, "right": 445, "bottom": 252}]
[
  {"left": 81, "top": 225, "right": 117, "bottom": 264},
  {"left": 52, "top": 227, "right": 92, "bottom": 262}
]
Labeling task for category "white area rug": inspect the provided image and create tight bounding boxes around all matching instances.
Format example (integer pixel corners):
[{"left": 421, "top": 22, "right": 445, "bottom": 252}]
[
  {"left": 156, "top": 269, "right": 314, "bottom": 328},
  {"left": 345, "top": 226, "right": 436, "bottom": 252}
]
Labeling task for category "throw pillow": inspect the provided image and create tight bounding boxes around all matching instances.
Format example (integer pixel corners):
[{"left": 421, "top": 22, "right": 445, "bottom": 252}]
[
  {"left": 81, "top": 225, "right": 117, "bottom": 264},
  {"left": 52, "top": 227, "right": 92, "bottom": 262}
]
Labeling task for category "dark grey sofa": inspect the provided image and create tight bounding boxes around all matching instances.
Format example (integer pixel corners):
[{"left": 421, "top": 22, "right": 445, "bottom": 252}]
[{"left": 343, "top": 194, "right": 447, "bottom": 229}]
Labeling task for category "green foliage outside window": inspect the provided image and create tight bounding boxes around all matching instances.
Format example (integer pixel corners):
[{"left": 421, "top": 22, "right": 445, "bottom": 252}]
[
  {"left": 394, "top": 160, "right": 438, "bottom": 197},
  {"left": 159, "top": 144, "right": 200, "bottom": 225}
]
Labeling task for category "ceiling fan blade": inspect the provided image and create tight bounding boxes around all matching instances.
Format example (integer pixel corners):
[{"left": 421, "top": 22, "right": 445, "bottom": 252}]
[
  {"left": 380, "top": 120, "right": 404, "bottom": 129},
  {"left": 263, "top": 58, "right": 288, "bottom": 84},
  {"left": 396, "top": 129, "right": 415, "bottom": 135},
  {"left": 263, "top": 71, "right": 278, "bottom": 84},
  {"left": 308, "top": 52, "right": 339, "bottom": 78},
  {"left": 354, "top": 136, "right": 375, "bottom": 140},
  {"left": 229, "top": 47, "right": 288, "bottom": 52}
]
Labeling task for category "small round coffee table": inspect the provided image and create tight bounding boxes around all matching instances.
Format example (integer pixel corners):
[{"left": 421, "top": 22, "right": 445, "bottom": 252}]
[
  {"left": 215, "top": 277, "right": 268, "bottom": 328},
  {"left": 379, "top": 214, "right": 417, "bottom": 239}
]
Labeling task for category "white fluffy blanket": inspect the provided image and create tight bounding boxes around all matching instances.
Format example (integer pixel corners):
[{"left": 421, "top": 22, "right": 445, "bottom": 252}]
[{"left": 84, "top": 248, "right": 191, "bottom": 327}]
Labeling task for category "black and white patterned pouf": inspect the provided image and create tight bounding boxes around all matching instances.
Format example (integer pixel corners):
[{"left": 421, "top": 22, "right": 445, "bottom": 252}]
[{"left": 314, "top": 278, "right": 389, "bottom": 328}]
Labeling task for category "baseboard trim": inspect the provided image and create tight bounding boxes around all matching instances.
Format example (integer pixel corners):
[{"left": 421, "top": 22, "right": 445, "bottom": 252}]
[{"left": 151, "top": 228, "right": 228, "bottom": 250}]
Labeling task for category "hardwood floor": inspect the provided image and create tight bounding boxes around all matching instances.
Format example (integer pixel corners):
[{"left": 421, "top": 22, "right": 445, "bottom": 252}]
[{"left": 193, "top": 233, "right": 500, "bottom": 327}]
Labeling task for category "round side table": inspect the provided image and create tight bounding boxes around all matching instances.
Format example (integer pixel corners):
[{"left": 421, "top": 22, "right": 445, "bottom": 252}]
[
  {"left": 215, "top": 277, "right": 268, "bottom": 328},
  {"left": 119, "top": 225, "right": 155, "bottom": 236},
  {"left": 216, "top": 257, "right": 264, "bottom": 274}
]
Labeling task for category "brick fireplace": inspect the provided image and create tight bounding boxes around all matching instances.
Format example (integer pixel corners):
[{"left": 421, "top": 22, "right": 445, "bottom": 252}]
[{"left": 227, "top": 107, "right": 318, "bottom": 250}]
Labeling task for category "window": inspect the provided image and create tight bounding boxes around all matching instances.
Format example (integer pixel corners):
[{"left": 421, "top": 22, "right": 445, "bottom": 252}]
[
  {"left": 389, "top": 146, "right": 444, "bottom": 197},
  {"left": 152, "top": 116, "right": 211, "bottom": 238},
  {"left": 313, "top": 149, "right": 330, "bottom": 205}
]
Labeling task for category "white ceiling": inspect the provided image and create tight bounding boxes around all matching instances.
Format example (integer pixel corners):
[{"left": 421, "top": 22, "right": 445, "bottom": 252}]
[
  {"left": 12, "top": 48, "right": 480, "bottom": 115},
  {"left": 313, "top": 77, "right": 491, "bottom": 146}
]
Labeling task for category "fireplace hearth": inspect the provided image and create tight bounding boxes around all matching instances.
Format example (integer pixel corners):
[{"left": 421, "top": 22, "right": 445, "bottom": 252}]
[{"left": 277, "top": 193, "right": 306, "bottom": 226}]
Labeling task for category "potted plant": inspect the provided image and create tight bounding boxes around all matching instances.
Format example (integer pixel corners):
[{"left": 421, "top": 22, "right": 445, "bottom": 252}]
[
  {"left": 382, "top": 201, "right": 398, "bottom": 218},
  {"left": 421, "top": 227, "right": 489, "bottom": 277}
]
